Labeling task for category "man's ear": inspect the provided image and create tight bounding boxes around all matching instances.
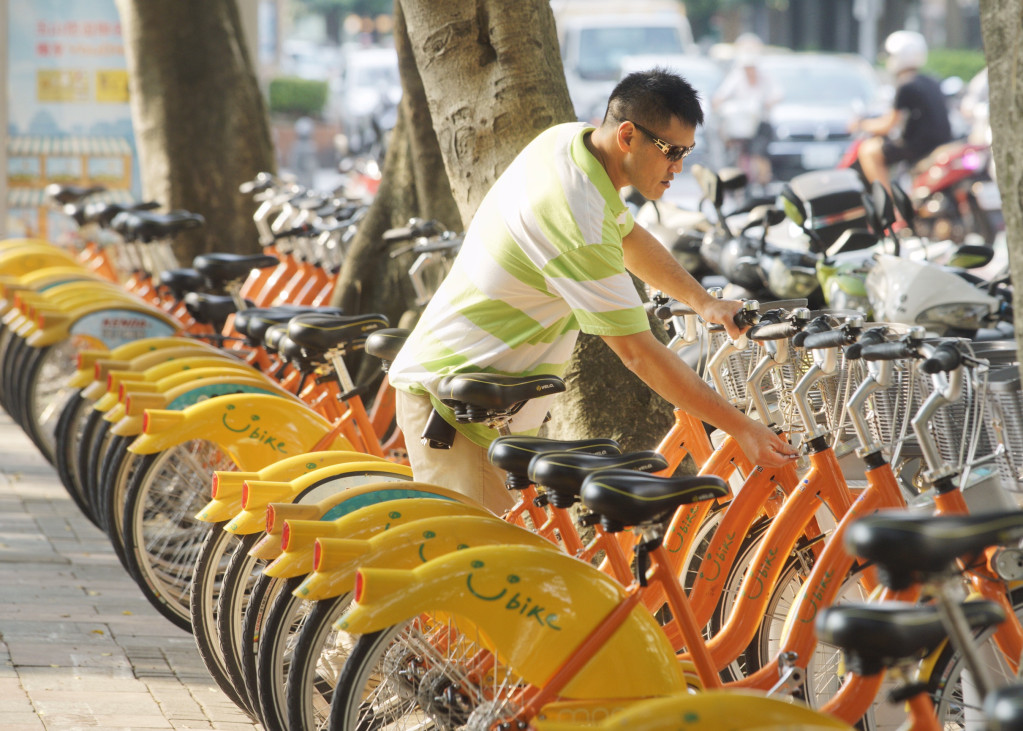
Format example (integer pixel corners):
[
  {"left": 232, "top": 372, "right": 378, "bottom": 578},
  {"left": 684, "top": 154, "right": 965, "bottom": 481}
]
[{"left": 615, "top": 121, "right": 634, "bottom": 154}]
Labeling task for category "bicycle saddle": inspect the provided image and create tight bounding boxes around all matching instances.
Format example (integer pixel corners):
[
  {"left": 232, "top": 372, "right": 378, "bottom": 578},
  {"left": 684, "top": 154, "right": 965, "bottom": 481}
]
[
  {"left": 528, "top": 450, "right": 669, "bottom": 508},
  {"left": 364, "top": 328, "right": 410, "bottom": 367},
  {"left": 184, "top": 292, "right": 240, "bottom": 331},
  {"left": 287, "top": 313, "right": 389, "bottom": 354},
  {"left": 236, "top": 306, "right": 343, "bottom": 347},
  {"left": 112, "top": 209, "right": 205, "bottom": 242},
  {"left": 487, "top": 436, "right": 622, "bottom": 491},
  {"left": 816, "top": 600, "right": 1004, "bottom": 677},
  {"left": 82, "top": 199, "right": 160, "bottom": 228},
  {"left": 44, "top": 182, "right": 106, "bottom": 205},
  {"left": 845, "top": 511, "right": 1023, "bottom": 590},
  {"left": 580, "top": 470, "right": 728, "bottom": 531},
  {"left": 158, "top": 268, "right": 204, "bottom": 301},
  {"left": 437, "top": 373, "right": 566, "bottom": 416},
  {"left": 192, "top": 253, "right": 280, "bottom": 290}
]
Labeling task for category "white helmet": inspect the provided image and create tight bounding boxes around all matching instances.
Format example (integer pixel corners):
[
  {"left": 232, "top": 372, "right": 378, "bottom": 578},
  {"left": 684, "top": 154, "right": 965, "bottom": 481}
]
[{"left": 885, "top": 30, "right": 927, "bottom": 75}]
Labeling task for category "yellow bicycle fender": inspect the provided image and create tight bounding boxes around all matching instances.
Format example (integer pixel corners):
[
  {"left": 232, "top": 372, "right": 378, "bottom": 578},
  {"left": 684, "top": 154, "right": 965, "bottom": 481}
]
[
  {"left": 340, "top": 544, "right": 686, "bottom": 699},
  {"left": 97, "top": 365, "right": 267, "bottom": 413},
  {"left": 197, "top": 451, "right": 392, "bottom": 524},
  {"left": 127, "top": 394, "right": 351, "bottom": 469},
  {"left": 298, "top": 513, "right": 550, "bottom": 602},
  {"left": 249, "top": 482, "right": 474, "bottom": 562},
  {"left": 87, "top": 347, "right": 242, "bottom": 399},
  {"left": 0, "top": 245, "right": 80, "bottom": 277},
  {"left": 28, "top": 302, "right": 181, "bottom": 348},
  {"left": 535, "top": 691, "right": 853, "bottom": 730},
  {"left": 226, "top": 460, "right": 415, "bottom": 535},
  {"left": 109, "top": 375, "right": 288, "bottom": 437},
  {"left": 69, "top": 337, "right": 215, "bottom": 389}
]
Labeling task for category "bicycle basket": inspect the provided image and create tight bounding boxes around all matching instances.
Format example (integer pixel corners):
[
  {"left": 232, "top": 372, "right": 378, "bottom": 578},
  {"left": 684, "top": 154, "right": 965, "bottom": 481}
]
[{"left": 984, "top": 365, "right": 1023, "bottom": 492}]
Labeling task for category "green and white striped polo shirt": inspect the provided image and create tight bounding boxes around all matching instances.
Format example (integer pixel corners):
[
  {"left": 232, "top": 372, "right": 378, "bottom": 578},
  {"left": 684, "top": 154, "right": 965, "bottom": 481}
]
[{"left": 389, "top": 122, "right": 650, "bottom": 445}]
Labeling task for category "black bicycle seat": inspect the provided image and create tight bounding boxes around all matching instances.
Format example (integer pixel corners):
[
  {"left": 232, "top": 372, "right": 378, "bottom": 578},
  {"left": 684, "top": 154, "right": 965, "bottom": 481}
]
[
  {"left": 438, "top": 373, "right": 566, "bottom": 415},
  {"left": 286, "top": 313, "right": 389, "bottom": 354},
  {"left": 581, "top": 470, "right": 727, "bottom": 531},
  {"left": 529, "top": 450, "right": 669, "bottom": 508},
  {"left": 487, "top": 436, "right": 622, "bottom": 491}
]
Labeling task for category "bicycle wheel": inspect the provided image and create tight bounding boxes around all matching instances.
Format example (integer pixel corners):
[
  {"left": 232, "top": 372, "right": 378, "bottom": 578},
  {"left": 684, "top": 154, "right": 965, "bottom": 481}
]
[
  {"left": 83, "top": 416, "right": 116, "bottom": 527},
  {"left": 241, "top": 572, "right": 279, "bottom": 715},
  {"left": 75, "top": 406, "right": 108, "bottom": 525},
  {"left": 52, "top": 391, "right": 94, "bottom": 518},
  {"left": 286, "top": 593, "right": 353, "bottom": 731},
  {"left": 710, "top": 517, "right": 815, "bottom": 682},
  {"left": 100, "top": 447, "right": 147, "bottom": 571},
  {"left": 23, "top": 339, "right": 85, "bottom": 462},
  {"left": 189, "top": 524, "right": 253, "bottom": 715},
  {"left": 330, "top": 612, "right": 533, "bottom": 731},
  {"left": 120, "top": 438, "right": 237, "bottom": 630},
  {"left": 214, "top": 533, "right": 262, "bottom": 715},
  {"left": 254, "top": 575, "right": 306, "bottom": 731},
  {"left": 926, "top": 586, "right": 1023, "bottom": 731}
]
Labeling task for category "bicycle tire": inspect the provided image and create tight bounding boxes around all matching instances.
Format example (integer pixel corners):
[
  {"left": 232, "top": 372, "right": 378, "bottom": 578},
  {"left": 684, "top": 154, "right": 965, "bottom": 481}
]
[
  {"left": 75, "top": 406, "right": 108, "bottom": 523},
  {"left": 240, "top": 572, "right": 279, "bottom": 715},
  {"left": 120, "top": 438, "right": 237, "bottom": 630},
  {"left": 254, "top": 575, "right": 306, "bottom": 731},
  {"left": 83, "top": 416, "right": 115, "bottom": 527},
  {"left": 1, "top": 334, "right": 31, "bottom": 423},
  {"left": 188, "top": 523, "right": 253, "bottom": 715},
  {"left": 285, "top": 592, "right": 353, "bottom": 731},
  {"left": 330, "top": 612, "right": 533, "bottom": 730},
  {"left": 214, "top": 533, "right": 263, "bottom": 716},
  {"left": 23, "top": 339, "right": 83, "bottom": 463},
  {"left": 52, "top": 391, "right": 95, "bottom": 518},
  {"left": 100, "top": 447, "right": 147, "bottom": 571}
]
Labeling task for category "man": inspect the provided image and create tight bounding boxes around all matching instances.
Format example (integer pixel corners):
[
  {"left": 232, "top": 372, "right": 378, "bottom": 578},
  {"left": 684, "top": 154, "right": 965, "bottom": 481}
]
[
  {"left": 851, "top": 30, "right": 952, "bottom": 192},
  {"left": 389, "top": 69, "right": 798, "bottom": 512}
]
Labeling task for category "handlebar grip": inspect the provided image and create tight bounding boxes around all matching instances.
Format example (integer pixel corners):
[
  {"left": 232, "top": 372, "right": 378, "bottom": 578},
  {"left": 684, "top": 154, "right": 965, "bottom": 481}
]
[
  {"left": 801, "top": 329, "right": 851, "bottom": 350},
  {"left": 671, "top": 301, "right": 698, "bottom": 318},
  {"left": 792, "top": 315, "right": 834, "bottom": 347},
  {"left": 859, "top": 340, "right": 918, "bottom": 362},
  {"left": 382, "top": 226, "right": 415, "bottom": 243},
  {"left": 845, "top": 327, "right": 888, "bottom": 361},
  {"left": 654, "top": 303, "right": 674, "bottom": 321},
  {"left": 734, "top": 306, "right": 760, "bottom": 329},
  {"left": 748, "top": 320, "right": 799, "bottom": 341},
  {"left": 920, "top": 342, "right": 963, "bottom": 374}
]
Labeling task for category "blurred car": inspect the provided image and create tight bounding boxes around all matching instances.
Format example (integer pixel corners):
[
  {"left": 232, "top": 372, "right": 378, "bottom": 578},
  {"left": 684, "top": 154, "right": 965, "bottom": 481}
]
[
  {"left": 756, "top": 52, "right": 887, "bottom": 181},
  {"left": 552, "top": 0, "right": 695, "bottom": 122},
  {"left": 334, "top": 46, "right": 401, "bottom": 155}
]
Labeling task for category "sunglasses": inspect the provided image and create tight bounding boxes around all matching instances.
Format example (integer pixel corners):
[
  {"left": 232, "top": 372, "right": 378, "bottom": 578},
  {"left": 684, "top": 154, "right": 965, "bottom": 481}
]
[{"left": 630, "top": 120, "right": 696, "bottom": 162}]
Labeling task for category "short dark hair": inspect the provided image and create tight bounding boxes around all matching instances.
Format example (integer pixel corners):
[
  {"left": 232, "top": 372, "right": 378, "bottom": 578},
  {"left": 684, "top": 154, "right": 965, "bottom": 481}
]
[{"left": 603, "top": 68, "right": 704, "bottom": 131}]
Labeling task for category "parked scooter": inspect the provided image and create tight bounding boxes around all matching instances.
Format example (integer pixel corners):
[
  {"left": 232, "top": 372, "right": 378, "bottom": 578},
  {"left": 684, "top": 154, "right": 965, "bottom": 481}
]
[{"left": 837, "top": 135, "right": 1001, "bottom": 245}]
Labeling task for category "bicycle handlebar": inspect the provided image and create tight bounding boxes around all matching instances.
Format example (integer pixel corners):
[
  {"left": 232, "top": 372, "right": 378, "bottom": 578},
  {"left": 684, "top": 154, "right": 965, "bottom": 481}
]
[
  {"left": 844, "top": 327, "right": 888, "bottom": 360},
  {"left": 801, "top": 328, "right": 853, "bottom": 350},
  {"left": 792, "top": 315, "right": 834, "bottom": 348},
  {"left": 859, "top": 340, "right": 919, "bottom": 362},
  {"left": 920, "top": 341, "right": 964, "bottom": 374},
  {"left": 748, "top": 320, "right": 799, "bottom": 341}
]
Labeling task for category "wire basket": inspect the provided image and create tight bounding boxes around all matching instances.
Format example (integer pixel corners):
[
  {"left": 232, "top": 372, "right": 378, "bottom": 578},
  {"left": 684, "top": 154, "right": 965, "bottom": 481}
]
[
  {"left": 863, "top": 358, "right": 924, "bottom": 457},
  {"left": 706, "top": 328, "right": 756, "bottom": 405},
  {"left": 983, "top": 365, "right": 1023, "bottom": 491}
]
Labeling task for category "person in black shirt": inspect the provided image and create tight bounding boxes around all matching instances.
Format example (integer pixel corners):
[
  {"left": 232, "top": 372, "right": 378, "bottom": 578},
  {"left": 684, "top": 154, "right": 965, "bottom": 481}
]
[{"left": 850, "top": 30, "right": 952, "bottom": 192}]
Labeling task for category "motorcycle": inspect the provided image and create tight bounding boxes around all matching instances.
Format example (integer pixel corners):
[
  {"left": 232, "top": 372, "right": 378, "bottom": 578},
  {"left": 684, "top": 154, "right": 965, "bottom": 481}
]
[{"left": 837, "top": 135, "right": 1001, "bottom": 245}]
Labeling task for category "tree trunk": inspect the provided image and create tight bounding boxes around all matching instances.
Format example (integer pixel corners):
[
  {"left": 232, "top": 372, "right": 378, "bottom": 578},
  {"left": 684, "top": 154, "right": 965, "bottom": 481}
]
[
  {"left": 115, "top": 0, "right": 276, "bottom": 262},
  {"left": 401, "top": 0, "right": 675, "bottom": 452},
  {"left": 978, "top": 2, "right": 1023, "bottom": 365}
]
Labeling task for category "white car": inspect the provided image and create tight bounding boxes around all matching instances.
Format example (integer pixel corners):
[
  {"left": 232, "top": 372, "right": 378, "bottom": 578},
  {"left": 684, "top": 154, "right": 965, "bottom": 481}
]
[{"left": 335, "top": 46, "right": 401, "bottom": 154}]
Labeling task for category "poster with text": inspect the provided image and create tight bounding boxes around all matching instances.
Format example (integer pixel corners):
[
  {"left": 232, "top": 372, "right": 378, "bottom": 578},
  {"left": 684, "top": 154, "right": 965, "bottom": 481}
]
[{"left": 7, "top": 0, "right": 139, "bottom": 239}]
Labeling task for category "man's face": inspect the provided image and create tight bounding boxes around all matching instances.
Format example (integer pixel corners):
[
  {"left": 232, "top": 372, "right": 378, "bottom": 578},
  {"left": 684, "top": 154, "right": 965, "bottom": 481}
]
[{"left": 622, "top": 117, "right": 696, "bottom": 201}]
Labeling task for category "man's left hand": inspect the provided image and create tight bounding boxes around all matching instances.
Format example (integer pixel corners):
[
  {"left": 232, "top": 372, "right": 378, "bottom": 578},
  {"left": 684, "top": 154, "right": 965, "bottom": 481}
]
[{"left": 698, "top": 298, "right": 746, "bottom": 340}]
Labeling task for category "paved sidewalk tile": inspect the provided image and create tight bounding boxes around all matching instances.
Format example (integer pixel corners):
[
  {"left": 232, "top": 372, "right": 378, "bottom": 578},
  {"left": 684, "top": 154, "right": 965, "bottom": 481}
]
[{"left": 0, "top": 411, "right": 260, "bottom": 730}]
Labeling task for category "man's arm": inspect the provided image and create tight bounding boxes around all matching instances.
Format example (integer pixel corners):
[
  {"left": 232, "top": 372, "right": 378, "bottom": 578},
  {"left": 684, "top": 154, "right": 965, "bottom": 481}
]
[
  {"left": 852, "top": 107, "right": 903, "bottom": 137},
  {"left": 601, "top": 329, "right": 798, "bottom": 468},
  {"left": 622, "top": 222, "right": 745, "bottom": 338}
]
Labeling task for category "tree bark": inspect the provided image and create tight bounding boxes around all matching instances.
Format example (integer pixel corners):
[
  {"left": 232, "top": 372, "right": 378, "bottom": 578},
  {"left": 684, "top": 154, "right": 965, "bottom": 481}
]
[
  {"left": 401, "top": 0, "right": 675, "bottom": 451},
  {"left": 978, "top": 1, "right": 1023, "bottom": 364},
  {"left": 115, "top": 0, "right": 276, "bottom": 262}
]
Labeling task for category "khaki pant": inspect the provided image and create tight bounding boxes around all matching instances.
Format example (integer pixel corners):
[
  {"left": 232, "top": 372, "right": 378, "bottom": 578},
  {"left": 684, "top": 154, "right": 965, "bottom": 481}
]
[{"left": 395, "top": 389, "right": 515, "bottom": 514}]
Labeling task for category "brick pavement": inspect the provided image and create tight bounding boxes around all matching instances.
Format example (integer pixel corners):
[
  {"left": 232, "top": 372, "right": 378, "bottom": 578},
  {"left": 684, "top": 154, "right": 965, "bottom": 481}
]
[{"left": 0, "top": 410, "right": 261, "bottom": 730}]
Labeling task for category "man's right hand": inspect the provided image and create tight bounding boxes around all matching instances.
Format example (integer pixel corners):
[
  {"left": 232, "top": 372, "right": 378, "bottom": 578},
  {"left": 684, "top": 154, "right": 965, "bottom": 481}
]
[{"left": 734, "top": 419, "right": 799, "bottom": 468}]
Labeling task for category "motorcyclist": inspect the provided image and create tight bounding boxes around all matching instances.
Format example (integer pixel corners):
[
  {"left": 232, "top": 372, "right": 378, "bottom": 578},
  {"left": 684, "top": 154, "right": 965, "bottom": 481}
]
[{"left": 849, "top": 30, "right": 952, "bottom": 192}]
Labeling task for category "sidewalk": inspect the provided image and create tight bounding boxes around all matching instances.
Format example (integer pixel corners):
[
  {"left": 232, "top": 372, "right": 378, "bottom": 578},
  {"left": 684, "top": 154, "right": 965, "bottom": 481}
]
[{"left": 0, "top": 410, "right": 261, "bottom": 730}]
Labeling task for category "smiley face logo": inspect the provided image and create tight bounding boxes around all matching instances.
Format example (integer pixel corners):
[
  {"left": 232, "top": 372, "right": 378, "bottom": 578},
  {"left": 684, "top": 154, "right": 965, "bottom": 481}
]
[
  {"left": 465, "top": 560, "right": 521, "bottom": 601},
  {"left": 221, "top": 403, "right": 259, "bottom": 432}
]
